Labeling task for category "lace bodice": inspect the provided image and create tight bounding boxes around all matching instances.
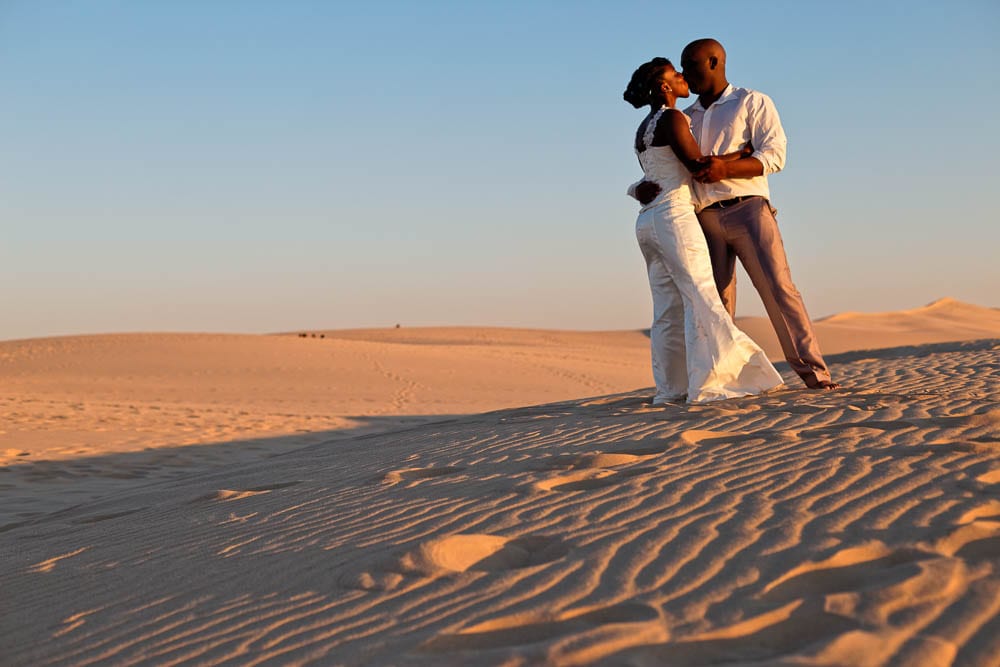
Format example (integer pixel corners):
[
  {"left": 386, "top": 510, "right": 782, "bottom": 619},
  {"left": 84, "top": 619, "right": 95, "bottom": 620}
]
[{"left": 636, "top": 106, "right": 693, "bottom": 208}]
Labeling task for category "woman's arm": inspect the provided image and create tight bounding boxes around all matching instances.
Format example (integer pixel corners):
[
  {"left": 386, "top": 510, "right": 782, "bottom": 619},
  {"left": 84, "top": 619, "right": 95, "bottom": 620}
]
[
  {"left": 651, "top": 109, "right": 704, "bottom": 173},
  {"left": 650, "top": 110, "right": 752, "bottom": 172}
]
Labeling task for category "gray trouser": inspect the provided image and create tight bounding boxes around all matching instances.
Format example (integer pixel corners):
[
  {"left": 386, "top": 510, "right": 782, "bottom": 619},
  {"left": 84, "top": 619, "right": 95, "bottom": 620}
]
[{"left": 696, "top": 196, "right": 831, "bottom": 386}]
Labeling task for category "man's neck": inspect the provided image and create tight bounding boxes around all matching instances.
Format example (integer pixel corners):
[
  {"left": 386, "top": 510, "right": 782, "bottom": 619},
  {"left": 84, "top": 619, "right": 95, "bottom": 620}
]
[{"left": 698, "top": 81, "right": 730, "bottom": 109}]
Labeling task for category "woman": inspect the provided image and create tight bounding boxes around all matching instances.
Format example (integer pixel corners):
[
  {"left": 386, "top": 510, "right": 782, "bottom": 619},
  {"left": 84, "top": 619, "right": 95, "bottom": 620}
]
[{"left": 624, "top": 57, "right": 783, "bottom": 403}]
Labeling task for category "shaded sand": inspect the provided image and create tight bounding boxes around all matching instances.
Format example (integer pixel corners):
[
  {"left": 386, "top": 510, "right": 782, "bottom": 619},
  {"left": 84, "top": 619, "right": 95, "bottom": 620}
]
[
  {"left": 3, "top": 338, "right": 1000, "bottom": 665},
  {"left": 0, "top": 330, "right": 650, "bottom": 524},
  {"left": 5, "top": 298, "right": 995, "bottom": 469},
  {"left": 1, "top": 299, "right": 998, "bottom": 535},
  {"left": 0, "top": 329, "right": 653, "bottom": 467}
]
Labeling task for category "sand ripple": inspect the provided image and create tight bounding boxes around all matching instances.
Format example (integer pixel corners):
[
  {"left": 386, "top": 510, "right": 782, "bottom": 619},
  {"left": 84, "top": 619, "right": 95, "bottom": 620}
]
[{"left": 2, "top": 338, "right": 1000, "bottom": 665}]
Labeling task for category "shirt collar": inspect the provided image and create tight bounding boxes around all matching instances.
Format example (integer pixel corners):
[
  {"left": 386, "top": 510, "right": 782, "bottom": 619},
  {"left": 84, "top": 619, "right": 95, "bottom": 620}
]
[{"left": 689, "top": 84, "right": 738, "bottom": 113}]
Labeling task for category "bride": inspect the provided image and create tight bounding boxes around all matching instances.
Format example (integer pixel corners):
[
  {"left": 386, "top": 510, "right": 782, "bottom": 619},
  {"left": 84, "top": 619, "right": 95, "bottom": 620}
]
[{"left": 624, "top": 57, "right": 783, "bottom": 404}]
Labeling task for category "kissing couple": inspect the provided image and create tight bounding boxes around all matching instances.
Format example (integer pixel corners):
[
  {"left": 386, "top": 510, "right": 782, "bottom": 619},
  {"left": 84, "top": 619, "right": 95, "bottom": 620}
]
[{"left": 625, "top": 38, "right": 839, "bottom": 404}]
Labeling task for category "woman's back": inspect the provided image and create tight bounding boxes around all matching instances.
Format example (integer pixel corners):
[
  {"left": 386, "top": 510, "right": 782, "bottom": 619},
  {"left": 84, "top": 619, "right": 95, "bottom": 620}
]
[{"left": 636, "top": 107, "right": 693, "bottom": 208}]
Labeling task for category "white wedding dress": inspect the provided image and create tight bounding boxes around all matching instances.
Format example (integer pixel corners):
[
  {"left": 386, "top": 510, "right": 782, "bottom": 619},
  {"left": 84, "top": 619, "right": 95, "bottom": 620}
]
[{"left": 634, "top": 106, "right": 783, "bottom": 403}]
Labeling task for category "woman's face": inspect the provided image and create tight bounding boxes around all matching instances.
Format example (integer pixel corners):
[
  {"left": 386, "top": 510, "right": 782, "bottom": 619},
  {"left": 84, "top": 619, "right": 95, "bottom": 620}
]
[{"left": 657, "top": 66, "right": 690, "bottom": 100}]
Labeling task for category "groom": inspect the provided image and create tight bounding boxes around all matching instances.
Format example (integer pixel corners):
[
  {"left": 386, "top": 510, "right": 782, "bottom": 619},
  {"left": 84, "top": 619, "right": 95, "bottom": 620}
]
[{"left": 633, "top": 38, "right": 838, "bottom": 390}]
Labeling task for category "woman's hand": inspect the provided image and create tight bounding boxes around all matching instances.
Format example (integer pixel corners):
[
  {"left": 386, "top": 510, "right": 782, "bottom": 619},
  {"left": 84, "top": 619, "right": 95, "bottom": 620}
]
[{"left": 693, "top": 157, "right": 729, "bottom": 183}]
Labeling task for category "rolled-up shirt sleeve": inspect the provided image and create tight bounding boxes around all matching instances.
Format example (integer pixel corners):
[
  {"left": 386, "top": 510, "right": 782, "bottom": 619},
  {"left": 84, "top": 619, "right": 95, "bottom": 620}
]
[{"left": 749, "top": 92, "right": 786, "bottom": 175}]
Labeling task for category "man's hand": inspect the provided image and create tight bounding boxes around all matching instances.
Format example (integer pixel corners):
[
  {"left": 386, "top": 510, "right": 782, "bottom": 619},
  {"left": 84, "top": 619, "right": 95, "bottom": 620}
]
[
  {"left": 693, "top": 156, "right": 729, "bottom": 183},
  {"left": 635, "top": 180, "right": 661, "bottom": 205}
]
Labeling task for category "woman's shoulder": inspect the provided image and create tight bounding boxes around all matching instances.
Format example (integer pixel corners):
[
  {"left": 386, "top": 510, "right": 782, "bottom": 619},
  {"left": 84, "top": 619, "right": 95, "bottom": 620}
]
[
  {"left": 650, "top": 108, "right": 690, "bottom": 144},
  {"left": 662, "top": 107, "right": 690, "bottom": 124}
]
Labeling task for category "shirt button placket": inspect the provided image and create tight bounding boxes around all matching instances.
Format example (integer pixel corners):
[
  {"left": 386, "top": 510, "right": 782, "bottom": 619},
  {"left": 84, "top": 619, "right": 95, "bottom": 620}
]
[
  {"left": 701, "top": 105, "right": 714, "bottom": 200},
  {"left": 700, "top": 106, "right": 712, "bottom": 152}
]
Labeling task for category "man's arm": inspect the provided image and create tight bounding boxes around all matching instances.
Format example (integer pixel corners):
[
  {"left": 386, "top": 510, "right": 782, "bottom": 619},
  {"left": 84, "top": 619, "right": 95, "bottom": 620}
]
[
  {"left": 628, "top": 179, "right": 661, "bottom": 206},
  {"left": 693, "top": 155, "right": 763, "bottom": 183},
  {"left": 747, "top": 91, "right": 786, "bottom": 175},
  {"left": 695, "top": 91, "right": 786, "bottom": 183}
]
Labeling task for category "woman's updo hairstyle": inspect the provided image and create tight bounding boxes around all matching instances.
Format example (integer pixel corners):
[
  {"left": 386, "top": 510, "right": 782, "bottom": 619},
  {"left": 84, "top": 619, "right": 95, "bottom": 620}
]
[{"left": 623, "top": 57, "right": 672, "bottom": 109}]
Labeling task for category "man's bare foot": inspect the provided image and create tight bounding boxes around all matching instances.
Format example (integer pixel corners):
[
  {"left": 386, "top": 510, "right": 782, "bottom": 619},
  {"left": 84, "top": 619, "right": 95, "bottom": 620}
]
[{"left": 807, "top": 380, "right": 841, "bottom": 390}]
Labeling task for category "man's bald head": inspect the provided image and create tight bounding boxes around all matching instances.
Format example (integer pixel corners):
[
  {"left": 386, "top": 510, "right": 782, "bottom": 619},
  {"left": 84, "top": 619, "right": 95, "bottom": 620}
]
[
  {"left": 680, "top": 38, "right": 728, "bottom": 98},
  {"left": 682, "top": 38, "right": 726, "bottom": 64}
]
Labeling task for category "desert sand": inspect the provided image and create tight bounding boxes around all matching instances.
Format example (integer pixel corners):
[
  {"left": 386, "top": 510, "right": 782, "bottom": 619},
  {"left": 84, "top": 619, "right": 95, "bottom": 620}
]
[{"left": 2, "top": 299, "right": 999, "bottom": 665}]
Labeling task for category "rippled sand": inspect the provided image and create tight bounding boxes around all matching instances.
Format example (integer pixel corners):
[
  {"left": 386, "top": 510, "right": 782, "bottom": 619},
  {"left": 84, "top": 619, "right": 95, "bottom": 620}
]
[{"left": 2, "top": 300, "right": 999, "bottom": 665}]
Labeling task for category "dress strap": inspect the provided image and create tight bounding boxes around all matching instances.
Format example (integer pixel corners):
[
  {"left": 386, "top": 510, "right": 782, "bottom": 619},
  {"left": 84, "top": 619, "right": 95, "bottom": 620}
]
[{"left": 642, "top": 105, "right": 669, "bottom": 150}]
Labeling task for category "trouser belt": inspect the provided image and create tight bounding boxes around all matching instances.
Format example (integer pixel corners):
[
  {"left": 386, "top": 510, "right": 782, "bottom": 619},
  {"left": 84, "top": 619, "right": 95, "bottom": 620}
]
[{"left": 703, "top": 195, "right": 758, "bottom": 210}]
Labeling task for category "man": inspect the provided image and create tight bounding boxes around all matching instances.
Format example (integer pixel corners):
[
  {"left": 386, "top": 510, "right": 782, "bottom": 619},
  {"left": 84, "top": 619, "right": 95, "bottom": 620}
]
[{"left": 632, "top": 38, "right": 838, "bottom": 390}]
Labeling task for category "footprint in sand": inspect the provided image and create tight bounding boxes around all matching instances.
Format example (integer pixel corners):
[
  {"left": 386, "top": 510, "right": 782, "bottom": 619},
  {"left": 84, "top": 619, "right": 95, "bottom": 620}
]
[
  {"left": 935, "top": 408, "right": 1000, "bottom": 431},
  {"left": 677, "top": 429, "right": 749, "bottom": 445},
  {"left": 532, "top": 469, "right": 618, "bottom": 493},
  {"left": 532, "top": 431, "right": 750, "bottom": 483},
  {"left": 529, "top": 452, "right": 656, "bottom": 493},
  {"left": 956, "top": 499, "right": 1000, "bottom": 524},
  {"left": 929, "top": 519, "right": 1000, "bottom": 563},
  {"left": 610, "top": 600, "right": 854, "bottom": 667},
  {"left": 194, "top": 481, "right": 302, "bottom": 502},
  {"left": 953, "top": 533, "right": 1000, "bottom": 563},
  {"left": 420, "top": 602, "right": 660, "bottom": 652},
  {"left": 379, "top": 466, "right": 464, "bottom": 485},
  {"left": 339, "top": 533, "right": 569, "bottom": 592},
  {"left": 760, "top": 543, "right": 930, "bottom": 603},
  {"left": 531, "top": 450, "right": 659, "bottom": 472},
  {"left": 957, "top": 470, "right": 1000, "bottom": 494},
  {"left": 975, "top": 470, "right": 1000, "bottom": 485},
  {"left": 610, "top": 442, "right": 673, "bottom": 457}
]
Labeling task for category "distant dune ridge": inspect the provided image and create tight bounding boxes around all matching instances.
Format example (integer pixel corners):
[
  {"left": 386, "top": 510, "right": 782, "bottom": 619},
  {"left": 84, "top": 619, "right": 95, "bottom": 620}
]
[
  {"left": 2, "top": 299, "right": 1000, "bottom": 665},
  {"left": 738, "top": 297, "right": 1000, "bottom": 358}
]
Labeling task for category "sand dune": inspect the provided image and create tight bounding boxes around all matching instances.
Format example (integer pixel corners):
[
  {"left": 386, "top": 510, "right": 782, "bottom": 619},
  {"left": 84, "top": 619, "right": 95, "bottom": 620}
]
[
  {"left": 1, "top": 299, "right": 997, "bottom": 527},
  {"left": 3, "top": 338, "right": 999, "bottom": 665},
  {"left": 737, "top": 297, "right": 1000, "bottom": 359},
  {"left": 0, "top": 329, "right": 652, "bottom": 465},
  {"left": 2, "top": 299, "right": 999, "bottom": 664},
  {"left": 2, "top": 298, "right": 996, "bottom": 470}
]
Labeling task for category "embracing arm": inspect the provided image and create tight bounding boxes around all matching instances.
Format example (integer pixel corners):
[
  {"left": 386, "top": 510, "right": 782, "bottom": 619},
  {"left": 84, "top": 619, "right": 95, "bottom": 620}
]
[
  {"left": 654, "top": 109, "right": 707, "bottom": 173},
  {"left": 696, "top": 93, "right": 785, "bottom": 183},
  {"left": 695, "top": 155, "right": 764, "bottom": 182},
  {"left": 657, "top": 110, "right": 754, "bottom": 172},
  {"left": 627, "top": 110, "right": 700, "bottom": 205},
  {"left": 717, "top": 143, "right": 754, "bottom": 161},
  {"left": 629, "top": 109, "right": 739, "bottom": 204}
]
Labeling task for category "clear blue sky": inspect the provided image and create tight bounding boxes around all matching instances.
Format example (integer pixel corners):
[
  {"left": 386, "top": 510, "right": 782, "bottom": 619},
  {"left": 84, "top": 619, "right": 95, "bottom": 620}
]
[{"left": 1, "top": 1, "right": 997, "bottom": 340}]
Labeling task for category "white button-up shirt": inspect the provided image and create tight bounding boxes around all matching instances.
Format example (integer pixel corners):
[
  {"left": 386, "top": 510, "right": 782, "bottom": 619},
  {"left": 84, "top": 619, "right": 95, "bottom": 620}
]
[{"left": 685, "top": 85, "right": 786, "bottom": 212}]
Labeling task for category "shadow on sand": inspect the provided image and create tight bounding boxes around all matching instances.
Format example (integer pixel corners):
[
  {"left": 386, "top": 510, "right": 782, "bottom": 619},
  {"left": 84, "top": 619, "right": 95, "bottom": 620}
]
[{"left": 3, "top": 338, "right": 997, "bottom": 534}]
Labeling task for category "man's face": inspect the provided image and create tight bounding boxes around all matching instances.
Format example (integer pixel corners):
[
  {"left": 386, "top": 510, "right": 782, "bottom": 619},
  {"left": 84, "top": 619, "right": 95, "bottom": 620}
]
[{"left": 680, "top": 47, "right": 711, "bottom": 94}]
